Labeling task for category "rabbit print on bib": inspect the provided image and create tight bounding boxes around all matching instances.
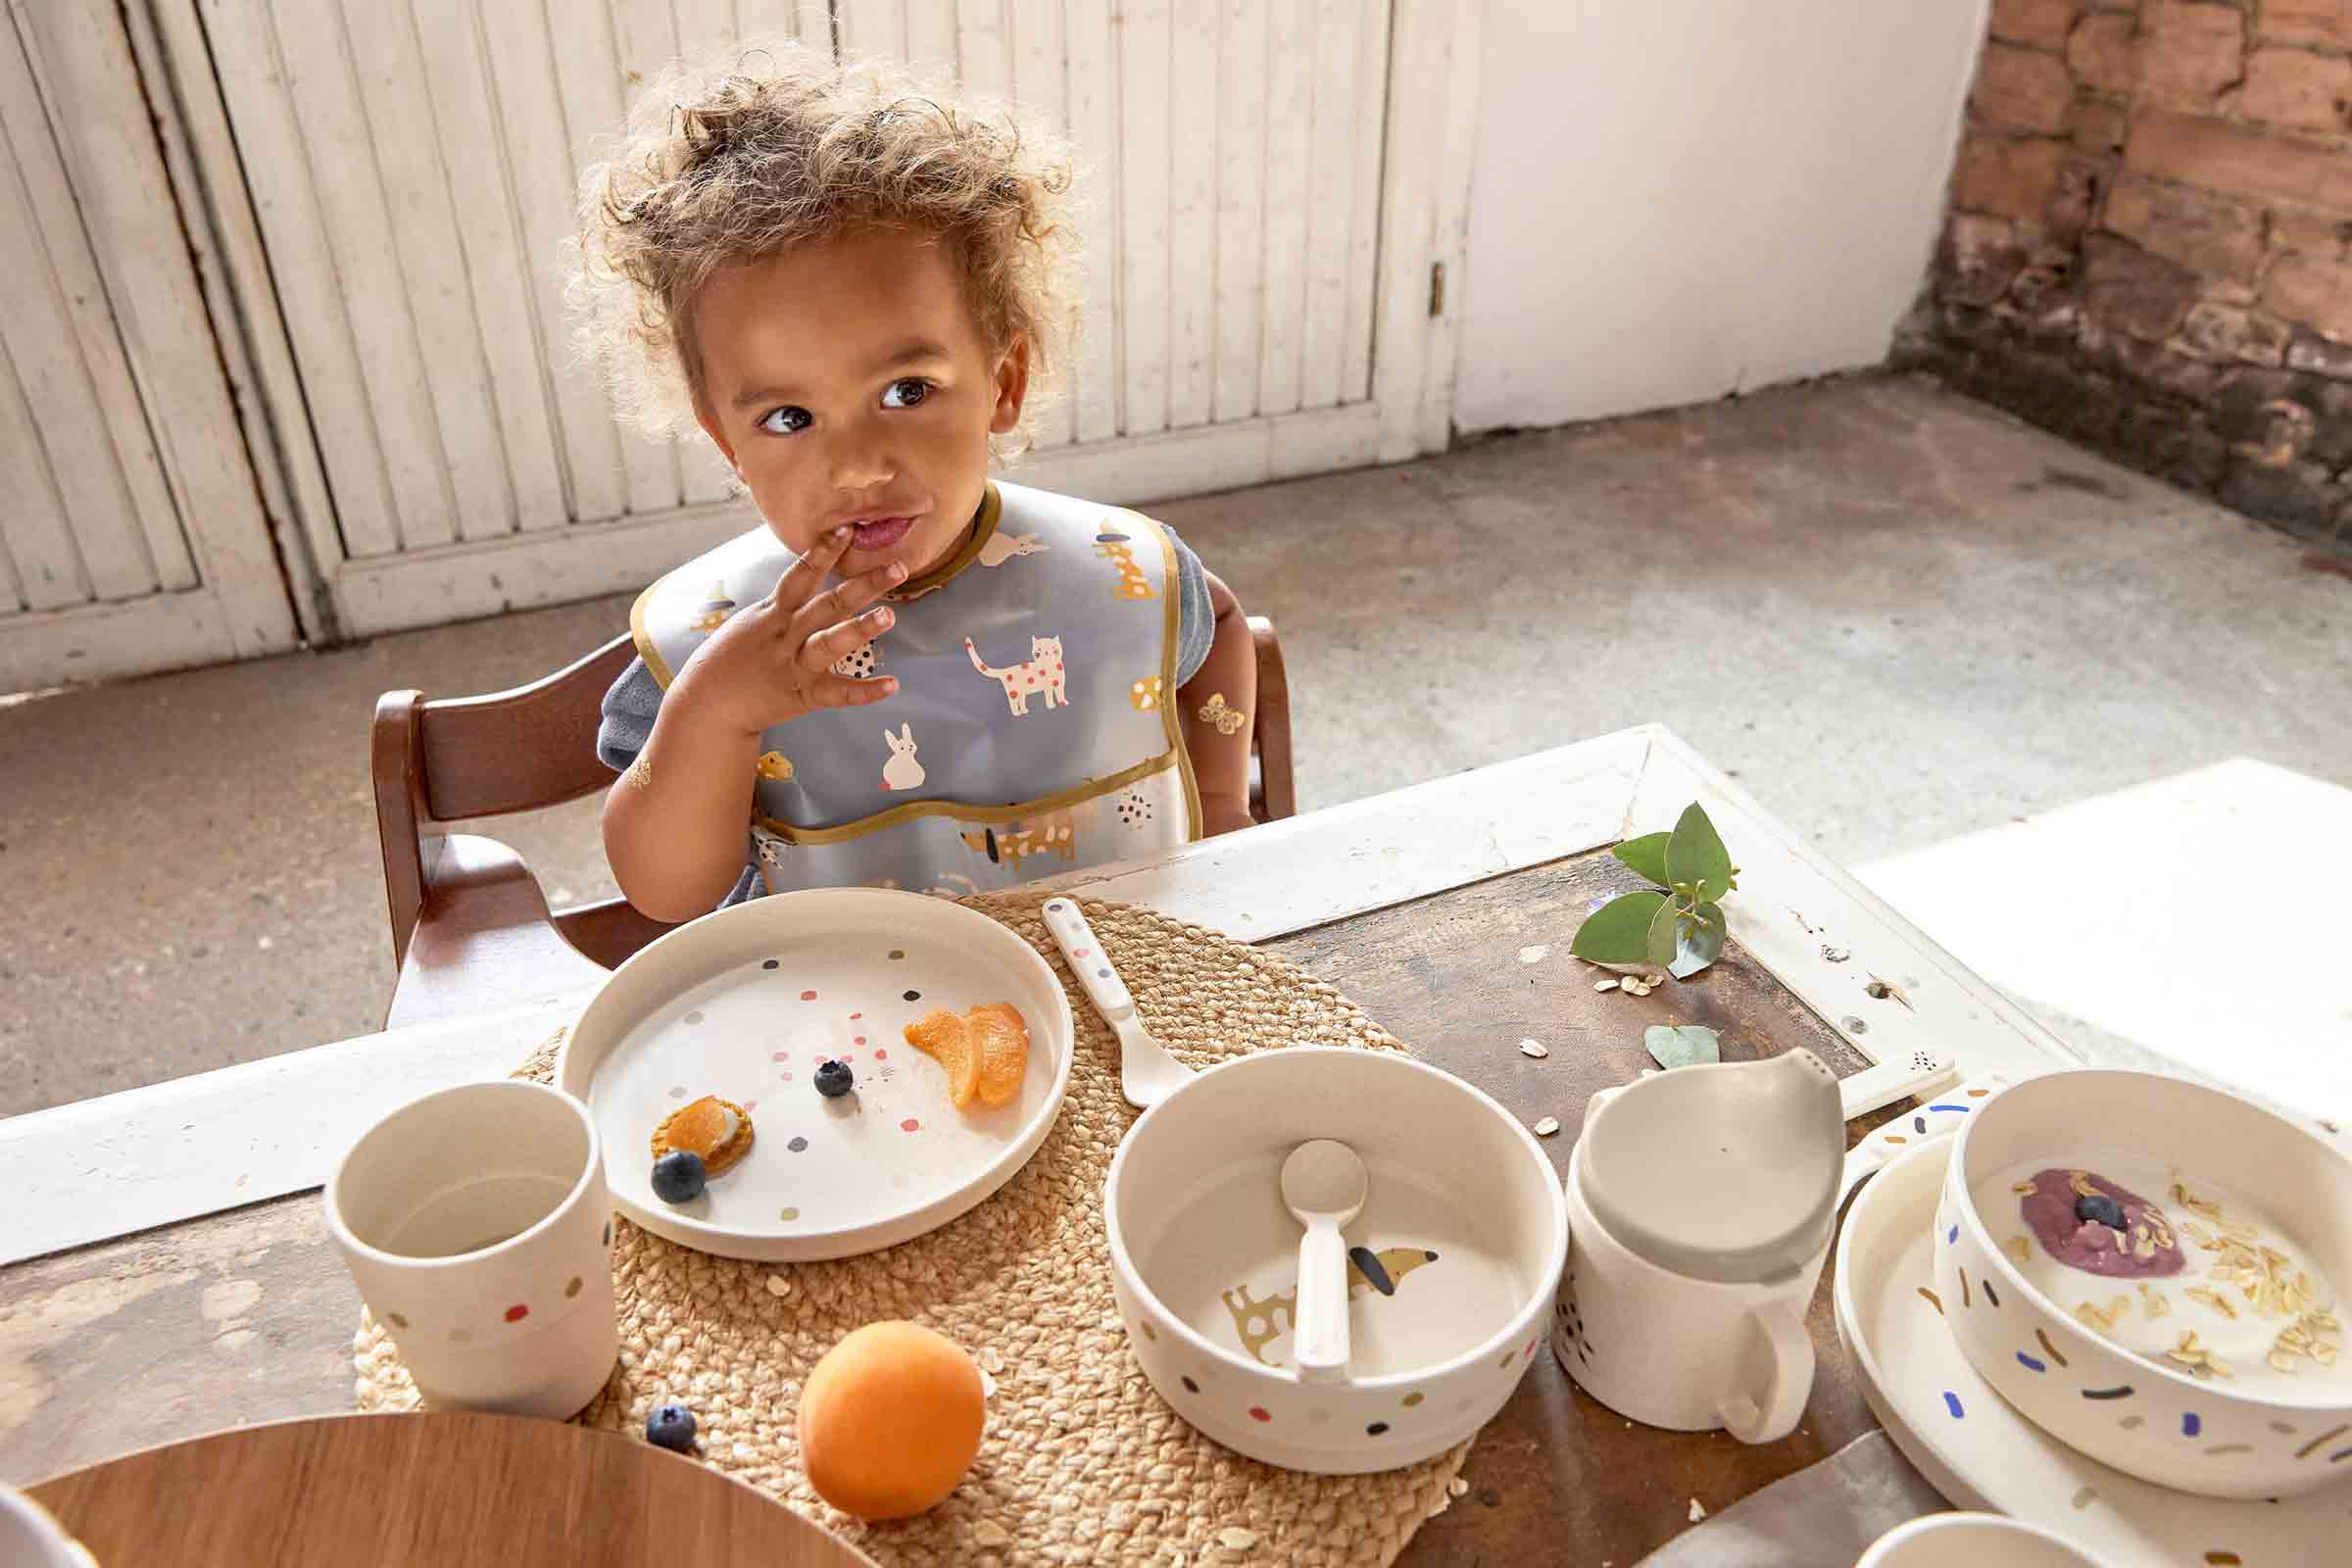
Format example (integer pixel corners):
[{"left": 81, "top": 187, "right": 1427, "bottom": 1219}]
[{"left": 881, "top": 723, "right": 925, "bottom": 791}]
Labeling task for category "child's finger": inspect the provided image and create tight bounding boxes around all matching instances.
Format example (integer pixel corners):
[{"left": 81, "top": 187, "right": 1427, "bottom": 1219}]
[
  {"left": 792, "top": 558, "right": 906, "bottom": 636},
  {"left": 764, "top": 526, "right": 854, "bottom": 609},
  {"left": 799, "top": 606, "right": 894, "bottom": 674},
  {"left": 806, "top": 672, "right": 899, "bottom": 709}
]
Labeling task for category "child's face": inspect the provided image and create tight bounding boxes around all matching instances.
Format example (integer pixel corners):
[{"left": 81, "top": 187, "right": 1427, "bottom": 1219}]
[{"left": 691, "top": 227, "right": 1028, "bottom": 579}]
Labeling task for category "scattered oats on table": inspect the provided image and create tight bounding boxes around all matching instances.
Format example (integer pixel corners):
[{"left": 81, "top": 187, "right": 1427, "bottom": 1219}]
[
  {"left": 1533, "top": 1116, "right": 1561, "bottom": 1137},
  {"left": 1519, "top": 1039, "right": 1549, "bottom": 1058},
  {"left": 1593, "top": 978, "right": 1620, "bottom": 992}
]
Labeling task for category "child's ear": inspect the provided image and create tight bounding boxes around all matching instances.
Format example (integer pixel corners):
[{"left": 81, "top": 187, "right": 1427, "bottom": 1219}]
[
  {"left": 692, "top": 393, "right": 738, "bottom": 468},
  {"left": 989, "top": 334, "right": 1031, "bottom": 435}
]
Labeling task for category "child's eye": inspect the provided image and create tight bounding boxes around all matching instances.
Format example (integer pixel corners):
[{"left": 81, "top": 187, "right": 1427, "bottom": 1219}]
[
  {"left": 881, "top": 378, "right": 932, "bottom": 410},
  {"left": 760, "top": 406, "right": 811, "bottom": 435}
]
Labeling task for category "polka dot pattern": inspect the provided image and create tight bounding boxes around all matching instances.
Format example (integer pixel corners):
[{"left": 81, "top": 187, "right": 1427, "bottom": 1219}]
[{"left": 357, "top": 893, "right": 1465, "bottom": 1565}]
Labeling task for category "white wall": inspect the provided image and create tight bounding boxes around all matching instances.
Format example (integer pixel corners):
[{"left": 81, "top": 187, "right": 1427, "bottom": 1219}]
[{"left": 1452, "top": 0, "right": 1988, "bottom": 434}]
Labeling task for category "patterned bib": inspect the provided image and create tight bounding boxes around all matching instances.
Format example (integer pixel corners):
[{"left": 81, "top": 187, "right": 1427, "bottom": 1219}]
[{"left": 632, "top": 481, "right": 1199, "bottom": 898}]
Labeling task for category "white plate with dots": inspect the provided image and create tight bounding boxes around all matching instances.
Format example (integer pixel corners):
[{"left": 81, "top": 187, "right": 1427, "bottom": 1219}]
[{"left": 557, "top": 888, "right": 1074, "bottom": 1260}]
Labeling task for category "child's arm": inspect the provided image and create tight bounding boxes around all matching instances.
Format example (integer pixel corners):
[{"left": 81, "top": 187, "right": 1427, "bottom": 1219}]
[
  {"left": 605, "top": 528, "right": 904, "bottom": 921},
  {"left": 1177, "top": 570, "right": 1257, "bottom": 838}
]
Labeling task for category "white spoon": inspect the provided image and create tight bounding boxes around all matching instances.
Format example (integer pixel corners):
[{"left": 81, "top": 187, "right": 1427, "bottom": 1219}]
[
  {"left": 1039, "top": 898, "right": 1196, "bottom": 1109},
  {"left": 1282, "top": 1139, "right": 1368, "bottom": 1386}
]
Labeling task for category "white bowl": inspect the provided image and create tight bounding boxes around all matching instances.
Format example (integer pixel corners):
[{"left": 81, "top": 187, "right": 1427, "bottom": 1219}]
[
  {"left": 1937, "top": 1070, "right": 2352, "bottom": 1498},
  {"left": 1103, "top": 1047, "right": 1567, "bottom": 1473},
  {"left": 1856, "top": 1511, "right": 2107, "bottom": 1567}
]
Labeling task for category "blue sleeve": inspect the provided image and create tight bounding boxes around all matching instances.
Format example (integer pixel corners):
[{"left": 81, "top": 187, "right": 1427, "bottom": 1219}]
[
  {"left": 596, "top": 656, "right": 663, "bottom": 772},
  {"left": 1162, "top": 524, "right": 1216, "bottom": 688}
]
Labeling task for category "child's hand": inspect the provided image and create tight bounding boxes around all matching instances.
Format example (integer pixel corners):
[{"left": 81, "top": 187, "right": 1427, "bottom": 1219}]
[{"left": 674, "top": 525, "right": 906, "bottom": 734}]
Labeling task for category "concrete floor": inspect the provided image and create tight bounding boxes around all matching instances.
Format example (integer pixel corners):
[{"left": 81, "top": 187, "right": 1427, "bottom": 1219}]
[{"left": 5, "top": 373, "right": 2349, "bottom": 1115}]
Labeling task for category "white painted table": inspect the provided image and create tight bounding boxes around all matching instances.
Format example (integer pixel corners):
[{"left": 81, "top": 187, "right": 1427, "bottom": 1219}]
[
  {"left": 0, "top": 725, "right": 2077, "bottom": 1268},
  {"left": 2, "top": 725, "right": 2100, "bottom": 1563}
]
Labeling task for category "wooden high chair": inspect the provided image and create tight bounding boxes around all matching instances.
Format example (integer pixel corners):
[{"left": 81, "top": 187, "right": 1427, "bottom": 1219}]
[{"left": 372, "top": 618, "right": 1295, "bottom": 1029}]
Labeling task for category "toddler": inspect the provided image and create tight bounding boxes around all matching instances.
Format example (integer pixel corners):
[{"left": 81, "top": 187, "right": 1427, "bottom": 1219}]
[{"left": 573, "top": 45, "right": 1257, "bottom": 923}]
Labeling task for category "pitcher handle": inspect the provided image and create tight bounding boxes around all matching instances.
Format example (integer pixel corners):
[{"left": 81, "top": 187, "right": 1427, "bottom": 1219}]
[{"left": 1717, "top": 1298, "right": 1813, "bottom": 1445}]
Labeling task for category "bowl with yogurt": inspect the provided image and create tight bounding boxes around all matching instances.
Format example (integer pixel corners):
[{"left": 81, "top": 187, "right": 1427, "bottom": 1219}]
[{"left": 1936, "top": 1069, "right": 2352, "bottom": 1498}]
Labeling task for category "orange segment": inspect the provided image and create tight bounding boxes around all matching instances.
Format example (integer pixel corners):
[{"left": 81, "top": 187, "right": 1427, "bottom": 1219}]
[
  {"left": 968, "top": 1003, "right": 1030, "bottom": 1108},
  {"left": 905, "top": 1008, "right": 980, "bottom": 1107}
]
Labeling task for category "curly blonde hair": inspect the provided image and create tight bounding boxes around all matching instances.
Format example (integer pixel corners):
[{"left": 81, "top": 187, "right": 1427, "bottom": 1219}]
[{"left": 569, "top": 41, "right": 1076, "bottom": 446}]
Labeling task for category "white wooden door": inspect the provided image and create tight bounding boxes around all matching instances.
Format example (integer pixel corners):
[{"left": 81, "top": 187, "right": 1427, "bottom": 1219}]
[
  {"left": 0, "top": 5, "right": 300, "bottom": 690},
  {"left": 177, "top": 0, "right": 1480, "bottom": 640}
]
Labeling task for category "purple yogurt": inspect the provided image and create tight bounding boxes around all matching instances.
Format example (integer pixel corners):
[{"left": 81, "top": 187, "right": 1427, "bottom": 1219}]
[{"left": 2016, "top": 1168, "right": 2185, "bottom": 1280}]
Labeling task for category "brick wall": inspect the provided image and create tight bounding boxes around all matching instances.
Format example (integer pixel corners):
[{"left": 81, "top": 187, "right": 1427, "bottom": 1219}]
[{"left": 1906, "top": 0, "right": 2352, "bottom": 546}]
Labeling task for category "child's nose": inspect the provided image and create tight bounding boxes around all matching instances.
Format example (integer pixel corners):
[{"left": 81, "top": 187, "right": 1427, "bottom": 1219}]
[{"left": 828, "top": 428, "right": 895, "bottom": 493}]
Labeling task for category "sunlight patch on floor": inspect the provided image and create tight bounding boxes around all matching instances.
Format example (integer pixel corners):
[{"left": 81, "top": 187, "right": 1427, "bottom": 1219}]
[{"left": 1857, "top": 759, "right": 2352, "bottom": 1121}]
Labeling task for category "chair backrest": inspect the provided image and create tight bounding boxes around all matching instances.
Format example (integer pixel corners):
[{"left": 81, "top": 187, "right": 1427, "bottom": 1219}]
[
  {"left": 416, "top": 635, "right": 638, "bottom": 822},
  {"left": 372, "top": 635, "right": 637, "bottom": 964}
]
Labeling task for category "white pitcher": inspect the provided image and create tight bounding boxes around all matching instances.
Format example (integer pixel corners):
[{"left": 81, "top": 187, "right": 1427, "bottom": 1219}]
[{"left": 1551, "top": 1050, "right": 1845, "bottom": 1444}]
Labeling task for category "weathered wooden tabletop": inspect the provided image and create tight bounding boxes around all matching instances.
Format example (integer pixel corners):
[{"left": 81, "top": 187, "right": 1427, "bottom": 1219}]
[{"left": 1, "top": 848, "right": 1893, "bottom": 1565}]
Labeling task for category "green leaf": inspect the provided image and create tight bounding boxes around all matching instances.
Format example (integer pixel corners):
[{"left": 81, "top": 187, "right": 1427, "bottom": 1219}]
[
  {"left": 1665, "top": 803, "right": 1736, "bottom": 906},
  {"left": 1571, "top": 890, "right": 1667, "bottom": 964},
  {"left": 1645, "top": 1024, "right": 1723, "bottom": 1070},
  {"left": 1644, "top": 892, "right": 1684, "bottom": 968},
  {"left": 1668, "top": 901, "right": 1727, "bottom": 979},
  {"left": 1611, "top": 832, "right": 1672, "bottom": 887}
]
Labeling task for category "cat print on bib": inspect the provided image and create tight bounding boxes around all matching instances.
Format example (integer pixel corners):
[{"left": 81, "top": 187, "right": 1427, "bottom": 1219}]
[{"left": 965, "top": 634, "right": 1068, "bottom": 715}]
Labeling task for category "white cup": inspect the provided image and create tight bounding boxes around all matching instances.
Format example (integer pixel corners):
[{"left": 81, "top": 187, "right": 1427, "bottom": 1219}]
[
  {"left": 324, "top": 1079, "right": 618, "bottom": 1418},
  {"left": 1856, "top": 1511, "right": 2107, "bottom": 1566},
  {"left": 1552, "top": 1132, "right": 1827, "bottom": 1444},
  {"left": 0, "top": 1485, "right": 96, "bottom": 1567}
]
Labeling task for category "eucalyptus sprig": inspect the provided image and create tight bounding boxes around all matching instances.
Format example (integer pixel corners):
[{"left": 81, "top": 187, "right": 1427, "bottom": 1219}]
[{"left": 1570, "top": 803, "right": 1740, "bottom": 980}]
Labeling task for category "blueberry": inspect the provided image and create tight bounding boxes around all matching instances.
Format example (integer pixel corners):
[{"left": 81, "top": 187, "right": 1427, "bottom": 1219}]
[
  {"left": 651, "top": 1150, "right": 707, "bottom": 1203},
  {"left": 814, "top": 1059, "right": 855, "bottom": 1098},
  {"left": 2075, "top": 1193, "right": 2128, "bottom": 1232},
  {"left": 647, "top": 1401, "right": 697, "bottom": 1453}
]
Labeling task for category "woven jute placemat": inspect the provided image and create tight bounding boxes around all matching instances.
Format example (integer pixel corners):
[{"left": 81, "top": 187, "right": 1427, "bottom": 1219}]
[{"left": 354, "top": 893, "right": 1472, "bottom": 1565}]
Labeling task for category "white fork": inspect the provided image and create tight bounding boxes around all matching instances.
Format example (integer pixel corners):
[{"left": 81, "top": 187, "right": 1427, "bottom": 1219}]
[{"left": 1039, "top": 898, "right": 1196, "bottom": 1109}]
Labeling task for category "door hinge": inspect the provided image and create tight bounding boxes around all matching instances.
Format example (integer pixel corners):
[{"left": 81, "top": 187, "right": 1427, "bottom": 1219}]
[{"left": 1429, "top": 261, "right": 1446, "bottom": 318}]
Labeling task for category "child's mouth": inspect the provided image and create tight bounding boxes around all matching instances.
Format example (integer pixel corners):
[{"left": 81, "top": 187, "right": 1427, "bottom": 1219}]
[{"left": 848, "top": 516, "right": 915, "bottom": 553}]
